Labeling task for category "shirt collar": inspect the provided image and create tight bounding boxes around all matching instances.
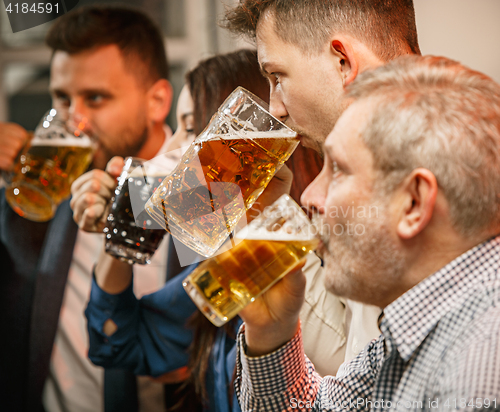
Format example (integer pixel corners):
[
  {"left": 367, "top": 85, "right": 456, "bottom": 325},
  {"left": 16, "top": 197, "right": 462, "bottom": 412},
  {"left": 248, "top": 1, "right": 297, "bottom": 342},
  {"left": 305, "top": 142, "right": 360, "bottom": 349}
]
[{"left": 381, "top": 234, "right": 500, "bottom": 361}]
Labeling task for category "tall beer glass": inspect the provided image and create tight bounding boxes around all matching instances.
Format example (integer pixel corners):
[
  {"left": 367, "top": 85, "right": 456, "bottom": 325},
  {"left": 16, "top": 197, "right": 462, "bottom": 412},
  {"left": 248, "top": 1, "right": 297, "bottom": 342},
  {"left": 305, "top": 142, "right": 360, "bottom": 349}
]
[
  {"left": 104, "top": 156, "right": 175, "bottom": 265},
  {"left": 145, "top": 87, "right": 298, "bottom": 257},
  {"left": 5, "top": 109, "right": 94, "bottom": 222},
  {"left": 183, "top": 194, "right": 319, "bottom": 326}
]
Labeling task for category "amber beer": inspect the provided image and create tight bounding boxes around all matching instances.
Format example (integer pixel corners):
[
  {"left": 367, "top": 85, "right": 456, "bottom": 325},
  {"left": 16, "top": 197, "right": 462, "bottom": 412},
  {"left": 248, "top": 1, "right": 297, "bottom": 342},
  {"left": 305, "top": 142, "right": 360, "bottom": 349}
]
[
  {"left": 5, "top": 138, "right": 93, "bottom": 222},
  {"left": 146, "top": 131, "right": 298, "bottom": 256},
  {"left": 145, "top": 87, "right": 298, "bottom": 257},
  {"left": 183, "top": 194, "right": 318, "bottom": 326}
]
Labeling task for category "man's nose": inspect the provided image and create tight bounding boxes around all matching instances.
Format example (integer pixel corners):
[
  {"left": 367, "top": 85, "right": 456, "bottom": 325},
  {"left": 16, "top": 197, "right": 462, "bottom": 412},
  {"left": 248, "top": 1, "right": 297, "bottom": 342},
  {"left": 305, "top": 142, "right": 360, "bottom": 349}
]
[
  {"left": 269, "top": 91, "right": 288, "bottom": 122},
  {"left": 68, "top": 100, "right": 92, "bottom": 135},
  {"left": 301, "top": 173, "right": 327, "bottom": 216}
]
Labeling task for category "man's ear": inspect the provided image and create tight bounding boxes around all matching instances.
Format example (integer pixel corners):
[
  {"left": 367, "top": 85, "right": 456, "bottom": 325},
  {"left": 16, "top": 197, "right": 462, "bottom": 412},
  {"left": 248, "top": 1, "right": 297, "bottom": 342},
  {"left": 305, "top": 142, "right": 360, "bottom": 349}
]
[
  {"left": 396, "top": 168, "right": 438, "bottom": 240},
  {"left": 331, "top": 38, "right": 358, "bottom": 87},
  {"left": 147, "top": 79, "right": 173, "bottom": 123}
]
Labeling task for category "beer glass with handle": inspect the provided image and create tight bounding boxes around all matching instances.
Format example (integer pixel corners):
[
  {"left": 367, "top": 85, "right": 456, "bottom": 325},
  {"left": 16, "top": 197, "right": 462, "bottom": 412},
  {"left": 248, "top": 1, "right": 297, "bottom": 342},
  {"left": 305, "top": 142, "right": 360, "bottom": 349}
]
[
  {"left": 145, "top": 87, "right": 298, "bottom": 257},
  {"left": 5, "top": 109, "right": 94, "bottom": 222},
  {"left": 183, "top": 194, "right": 319, "bottom": 327},
  {"left": 104, "top": 156, "right": 178, "bottom": 265}
]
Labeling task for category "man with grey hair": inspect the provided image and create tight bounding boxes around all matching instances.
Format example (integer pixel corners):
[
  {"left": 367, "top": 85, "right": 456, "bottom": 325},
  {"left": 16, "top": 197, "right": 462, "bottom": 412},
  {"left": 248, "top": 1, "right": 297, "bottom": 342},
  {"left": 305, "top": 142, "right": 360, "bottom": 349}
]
[{"left": 234, "top": 55, "right": 500, "bottom": 410}]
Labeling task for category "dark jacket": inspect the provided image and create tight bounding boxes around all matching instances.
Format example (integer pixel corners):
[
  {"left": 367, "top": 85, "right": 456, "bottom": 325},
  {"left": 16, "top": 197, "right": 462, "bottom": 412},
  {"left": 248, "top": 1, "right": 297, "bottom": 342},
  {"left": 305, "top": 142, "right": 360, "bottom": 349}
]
[{"left": 0, "top": 189, "right": 78, "bottom": 412}]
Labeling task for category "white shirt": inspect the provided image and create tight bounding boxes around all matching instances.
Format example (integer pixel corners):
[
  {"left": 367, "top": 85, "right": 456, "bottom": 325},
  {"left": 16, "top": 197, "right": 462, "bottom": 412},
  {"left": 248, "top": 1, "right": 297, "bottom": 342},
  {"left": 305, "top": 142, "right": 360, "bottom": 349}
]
[{"left": 43, "top": 127, "right": 175, "bottom": 412}]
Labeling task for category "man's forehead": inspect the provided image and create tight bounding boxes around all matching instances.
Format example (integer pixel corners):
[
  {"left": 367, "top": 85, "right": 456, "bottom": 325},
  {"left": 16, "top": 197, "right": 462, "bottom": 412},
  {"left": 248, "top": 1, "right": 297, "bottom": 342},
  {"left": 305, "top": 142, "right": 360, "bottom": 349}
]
[
  {"left": 51, "top": 47, "right": 116, "bottom": 76},
  {"left": 49, "top": 45, "right": 138, "bottom": 91},
  {"left": 255, "top": 8, "right": 288, "bottom": 60},
  {"left": 52, "top": 45, "right": 123, "bottom": 64},
  {"left": 255, "top": 11, "right": 275, "bottom": 61},
  {"left": 255, "top": 6, "right": 275, "bottom": 37},
  {"left": 256, "top": 18, "right": 299, "bottom": 73}
]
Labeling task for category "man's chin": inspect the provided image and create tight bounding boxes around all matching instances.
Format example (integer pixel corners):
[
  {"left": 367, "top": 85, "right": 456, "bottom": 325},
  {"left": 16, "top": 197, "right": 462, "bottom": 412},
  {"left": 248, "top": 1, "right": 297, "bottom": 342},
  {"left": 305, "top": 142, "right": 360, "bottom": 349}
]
[
  {"left": 89, "top": 149, "right": 112, "bottom": 171},
  {"left": 298, "top": 134, "right": 323, "bottom": 154},
  {"left": 323, "top": 274, "right": 347, "bottom": 298},
  {"left": 322, "top": 259, "right": 345, "bottom": 295}
]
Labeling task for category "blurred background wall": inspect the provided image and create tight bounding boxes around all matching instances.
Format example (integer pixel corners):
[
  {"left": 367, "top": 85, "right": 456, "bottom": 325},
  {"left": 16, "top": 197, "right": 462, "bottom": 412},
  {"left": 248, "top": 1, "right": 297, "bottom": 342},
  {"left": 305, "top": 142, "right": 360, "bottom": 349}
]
[{"left": 0, "top": 0, "right": 499, "bottom": 132}]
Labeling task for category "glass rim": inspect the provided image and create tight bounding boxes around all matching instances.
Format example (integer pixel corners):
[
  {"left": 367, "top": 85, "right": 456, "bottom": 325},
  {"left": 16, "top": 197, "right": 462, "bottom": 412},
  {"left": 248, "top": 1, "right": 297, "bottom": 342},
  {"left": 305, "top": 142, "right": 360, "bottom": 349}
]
[
  {"left": 222, "top": 86, "right": 297, "bottom": 136},
  {"left": 35, "top": 108, "right": 95, "bottom": 143}
]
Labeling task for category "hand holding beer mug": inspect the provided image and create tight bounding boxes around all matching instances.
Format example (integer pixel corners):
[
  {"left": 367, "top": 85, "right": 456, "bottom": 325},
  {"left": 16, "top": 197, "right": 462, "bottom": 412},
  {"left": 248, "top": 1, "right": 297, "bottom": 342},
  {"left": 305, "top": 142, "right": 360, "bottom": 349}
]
[
  {"left": 5, "top": 109, "right": 94, "bottom": 222},
  {"left": 183, "top": 194, "right": 319, "bottom": 326},
  {"left": 145, "top": 87, "right": 298, "bottom": 257},
  {"left": 104, "top": 156, "right": 176, "bottom": 265}
]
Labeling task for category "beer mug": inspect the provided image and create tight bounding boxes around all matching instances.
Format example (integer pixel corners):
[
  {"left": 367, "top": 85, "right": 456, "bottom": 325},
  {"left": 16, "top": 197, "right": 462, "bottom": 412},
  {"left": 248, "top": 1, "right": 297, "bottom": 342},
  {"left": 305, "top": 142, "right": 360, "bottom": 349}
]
[
  {"left": 183, "top": 194, "right": 319, "bottom": 326},
  {"left": 5, "top": 109, "right": 94, "bottom": 222},
  {"left": 145, "top": 87, "right": 298, "bottom": 257},
  {"left": 104, "top": 156, "right": 175, "bottom": 265}
]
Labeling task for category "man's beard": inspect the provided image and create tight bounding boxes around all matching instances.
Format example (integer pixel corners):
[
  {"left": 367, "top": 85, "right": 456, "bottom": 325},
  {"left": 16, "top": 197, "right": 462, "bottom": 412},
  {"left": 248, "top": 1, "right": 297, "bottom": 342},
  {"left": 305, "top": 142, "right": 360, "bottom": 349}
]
[
  {"left": 313, "top": 199, "right": 406, "bottom": 305},
  {"left": 90, "top": 126, "right": 148, "bottom": 170}
]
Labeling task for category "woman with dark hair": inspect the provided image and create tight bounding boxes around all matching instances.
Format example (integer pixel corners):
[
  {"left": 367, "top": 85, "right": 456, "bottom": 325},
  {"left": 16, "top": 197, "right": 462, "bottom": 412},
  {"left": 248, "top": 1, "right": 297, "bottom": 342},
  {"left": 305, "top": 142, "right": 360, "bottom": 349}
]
[
  {"left": 172, "top": 50, "right": 324, "bottom": 407},
  {"left": 80, "top": 50, "right": 366, "bottom": 412}
]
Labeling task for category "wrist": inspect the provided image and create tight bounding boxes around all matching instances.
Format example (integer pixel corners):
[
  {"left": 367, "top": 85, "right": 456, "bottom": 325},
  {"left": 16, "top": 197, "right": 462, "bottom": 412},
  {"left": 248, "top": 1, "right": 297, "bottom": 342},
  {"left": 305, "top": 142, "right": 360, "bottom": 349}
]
[
  {"left": 94, "top": 249, "right": 133, "bottom": 294},
  {"left": 244, "top": 319, "right": 300, "bottom": 357}
]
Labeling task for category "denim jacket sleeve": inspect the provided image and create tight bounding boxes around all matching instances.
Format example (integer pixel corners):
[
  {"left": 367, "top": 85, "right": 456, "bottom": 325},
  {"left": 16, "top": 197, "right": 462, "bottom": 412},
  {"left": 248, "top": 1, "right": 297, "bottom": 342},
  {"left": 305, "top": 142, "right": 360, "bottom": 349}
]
[{"left": 85, "top": 263, "right": 199, "bottom": 377}]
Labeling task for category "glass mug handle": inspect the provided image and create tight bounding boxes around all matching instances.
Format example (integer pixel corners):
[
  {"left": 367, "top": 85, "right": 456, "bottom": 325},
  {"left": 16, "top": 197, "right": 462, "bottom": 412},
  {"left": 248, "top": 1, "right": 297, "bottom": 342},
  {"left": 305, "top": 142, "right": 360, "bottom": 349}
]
[{"left": 1, "top": 131, "right": 33, "bottom": 186}]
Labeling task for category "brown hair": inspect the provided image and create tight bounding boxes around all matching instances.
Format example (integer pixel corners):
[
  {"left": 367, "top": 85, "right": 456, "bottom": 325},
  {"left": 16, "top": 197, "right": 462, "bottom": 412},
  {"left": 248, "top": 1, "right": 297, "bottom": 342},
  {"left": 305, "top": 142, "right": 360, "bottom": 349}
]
[
  {"left": 182, "top": 49, "right": 322, "bottom": 408},
  {"left": 182, "top": 49, "right": 270, "bottom": 408},
  {"left": 223, "top": 0, "right": 421, "bottom": 61},
  {"left": 45, "top": 5, "right": 168, "bottom": 86},
  {"left": 185, "top": 49, "right": 270, "bottom": 135}
]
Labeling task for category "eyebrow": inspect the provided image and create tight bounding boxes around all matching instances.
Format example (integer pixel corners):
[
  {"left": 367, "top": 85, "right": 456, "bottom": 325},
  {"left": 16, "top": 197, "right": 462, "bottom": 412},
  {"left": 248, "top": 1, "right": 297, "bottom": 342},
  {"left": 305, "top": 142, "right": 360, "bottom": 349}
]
[
  {"left": 324, "top": 143, "right": 344, "bottom": 166},
  {"left": 49, "top": 87, "right": 66, "bottom": 95},
  {"left": 50, "top": 87, "right": 112, "bottom": 97},
  {"left": 259, "top": 61, "right": 273, "bottom": 78}
]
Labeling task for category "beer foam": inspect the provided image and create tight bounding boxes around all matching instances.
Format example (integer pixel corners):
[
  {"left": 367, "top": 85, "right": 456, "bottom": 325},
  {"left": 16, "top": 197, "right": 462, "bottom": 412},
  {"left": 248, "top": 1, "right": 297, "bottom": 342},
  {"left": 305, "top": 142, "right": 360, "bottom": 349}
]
[
  {"left": 128, "top": 170, "right": 167, "bottom": 178},
  {"left": 235, "top": 225, "right": 316, "bottom": 242},
  {"left": 218, "top": 130, "right": 297, "bottom": 140},
  {"left": 31, "top": 137, "right": 93, "bottom": 147}
]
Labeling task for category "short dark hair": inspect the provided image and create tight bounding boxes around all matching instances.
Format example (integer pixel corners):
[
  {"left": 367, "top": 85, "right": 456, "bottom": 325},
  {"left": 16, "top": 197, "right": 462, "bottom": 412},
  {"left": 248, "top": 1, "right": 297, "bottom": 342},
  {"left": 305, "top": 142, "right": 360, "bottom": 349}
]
[
  {"left": 46, "top": 5, "right": 168, "bottom": 85},
  {"left": 185, "top": 49, "right": 270, "bottom": 135},
  {"left": 223, "top": 0, "right": 421, "bottom": 61}
]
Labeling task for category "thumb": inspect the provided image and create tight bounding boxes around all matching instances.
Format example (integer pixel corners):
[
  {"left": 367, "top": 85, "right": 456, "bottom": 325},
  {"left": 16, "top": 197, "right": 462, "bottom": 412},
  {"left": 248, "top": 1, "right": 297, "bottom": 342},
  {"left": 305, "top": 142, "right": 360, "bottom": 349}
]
[
  {"left": 282, "top": 258, "right": 307, "bottom": 297},
  {"left": 105, "top": 156, "right": 125, "bottom": 179}
]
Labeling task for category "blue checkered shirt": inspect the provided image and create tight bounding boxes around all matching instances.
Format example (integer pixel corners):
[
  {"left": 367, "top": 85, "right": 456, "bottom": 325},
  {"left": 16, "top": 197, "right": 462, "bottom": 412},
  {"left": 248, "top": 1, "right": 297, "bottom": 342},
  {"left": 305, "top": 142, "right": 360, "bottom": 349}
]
[{"left": 235, "top": 236, "right": 500, "bottom": 411}]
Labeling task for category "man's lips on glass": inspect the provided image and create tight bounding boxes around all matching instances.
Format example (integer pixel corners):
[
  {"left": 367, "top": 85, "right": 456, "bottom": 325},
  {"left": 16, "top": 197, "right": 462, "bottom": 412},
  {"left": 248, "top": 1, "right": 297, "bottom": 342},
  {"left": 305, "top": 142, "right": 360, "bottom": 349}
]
[
  {"left": 315, "top": 240, "right": 325, "bottom": 259},
  {"left": 311, "top": 214, "right": 328, "bottom": 258}
]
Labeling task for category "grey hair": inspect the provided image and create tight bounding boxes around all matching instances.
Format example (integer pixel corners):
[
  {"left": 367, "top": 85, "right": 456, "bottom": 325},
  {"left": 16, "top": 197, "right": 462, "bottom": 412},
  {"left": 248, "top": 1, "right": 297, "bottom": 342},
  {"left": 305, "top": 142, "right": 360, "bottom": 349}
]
[{"left": 347, "top": 55, "right": 500, "bottom": 237}]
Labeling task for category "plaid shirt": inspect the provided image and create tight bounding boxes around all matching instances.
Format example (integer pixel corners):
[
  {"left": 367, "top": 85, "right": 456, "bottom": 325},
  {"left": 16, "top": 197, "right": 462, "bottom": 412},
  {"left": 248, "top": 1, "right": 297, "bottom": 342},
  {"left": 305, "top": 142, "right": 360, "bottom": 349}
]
[{"left": 235, "top": 235, "right": 500, "bottom": 411}]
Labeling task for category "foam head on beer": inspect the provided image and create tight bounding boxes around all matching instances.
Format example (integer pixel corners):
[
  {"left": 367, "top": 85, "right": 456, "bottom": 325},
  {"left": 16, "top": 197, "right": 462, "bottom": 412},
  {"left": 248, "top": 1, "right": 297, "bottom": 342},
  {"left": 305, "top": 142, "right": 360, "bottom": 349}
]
[
  {"left": 183, "top": 194, "right": 319, "bottom": 326},
  {"left": 145, "top": 87, "right": 298, "bottom": 258},
  {"left": 5, "top": 109, "right": 94, "bottom": 222}
]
